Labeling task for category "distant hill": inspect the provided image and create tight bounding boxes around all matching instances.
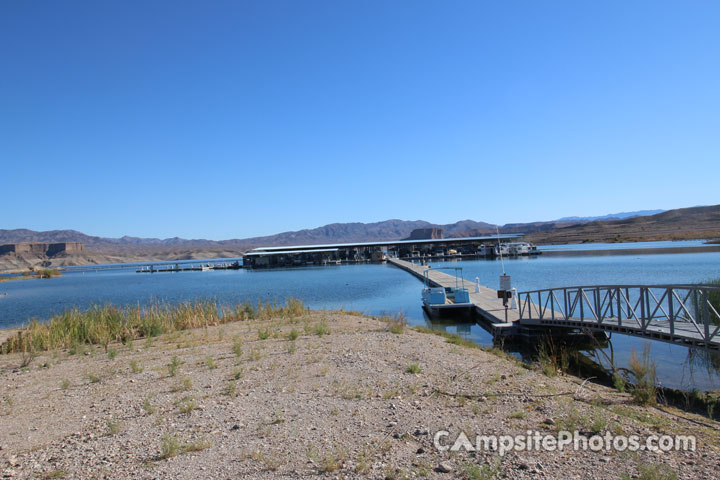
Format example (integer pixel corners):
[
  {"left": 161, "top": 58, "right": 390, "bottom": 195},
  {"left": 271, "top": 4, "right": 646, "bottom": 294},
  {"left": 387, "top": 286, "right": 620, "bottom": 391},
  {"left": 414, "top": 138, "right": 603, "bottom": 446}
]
[
  {"left": 0, "top": 229, "right": 222, "bottom": 251},
  {"left": 556, "top": 209, "right": 666, "bottom": 222},
  {"left": 452, "top": 220, "right": 582, "bottom": 238},
  {"left": 523, "top": 205, "right": 720, "bottom": 244},
  {"left": 233, "top": 219, "right": 498, "bottom": 247}
]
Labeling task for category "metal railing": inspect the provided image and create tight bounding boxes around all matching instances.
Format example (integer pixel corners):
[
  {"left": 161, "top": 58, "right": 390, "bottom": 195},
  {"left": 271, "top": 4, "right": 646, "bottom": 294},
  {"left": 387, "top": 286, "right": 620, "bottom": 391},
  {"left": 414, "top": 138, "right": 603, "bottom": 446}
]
[{"left": 517, "top": 285, "right": 720, "bottom": 347}]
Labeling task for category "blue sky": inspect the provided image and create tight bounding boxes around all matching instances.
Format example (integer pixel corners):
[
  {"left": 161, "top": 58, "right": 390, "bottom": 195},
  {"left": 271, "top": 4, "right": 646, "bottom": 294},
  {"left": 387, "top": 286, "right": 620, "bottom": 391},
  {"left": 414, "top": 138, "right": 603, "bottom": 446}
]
[{"left": 1, "top": 1, "right": 718, "bottom": 240}]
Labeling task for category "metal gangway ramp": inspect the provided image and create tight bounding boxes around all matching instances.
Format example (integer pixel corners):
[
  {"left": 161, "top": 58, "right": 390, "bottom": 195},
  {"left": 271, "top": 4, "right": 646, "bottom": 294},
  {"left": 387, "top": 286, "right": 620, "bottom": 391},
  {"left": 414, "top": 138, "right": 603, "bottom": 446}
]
[{"left": 517, "top": 285, "right": 720, "bottom": 350}]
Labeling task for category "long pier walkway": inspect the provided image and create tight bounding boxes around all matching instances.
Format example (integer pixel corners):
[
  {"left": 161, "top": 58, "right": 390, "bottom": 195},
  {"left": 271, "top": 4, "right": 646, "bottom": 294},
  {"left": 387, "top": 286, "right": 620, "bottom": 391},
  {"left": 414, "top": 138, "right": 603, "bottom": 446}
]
[{"left": 387, "top": 257, "right": 517, "bottom": 332}]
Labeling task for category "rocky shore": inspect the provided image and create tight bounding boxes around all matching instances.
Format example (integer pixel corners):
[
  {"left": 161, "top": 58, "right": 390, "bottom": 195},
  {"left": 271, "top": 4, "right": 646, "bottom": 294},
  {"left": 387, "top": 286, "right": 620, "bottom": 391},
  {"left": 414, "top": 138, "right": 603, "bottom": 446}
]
[{"left": 1, "top": 313, "right": 718, "bottom": 479}]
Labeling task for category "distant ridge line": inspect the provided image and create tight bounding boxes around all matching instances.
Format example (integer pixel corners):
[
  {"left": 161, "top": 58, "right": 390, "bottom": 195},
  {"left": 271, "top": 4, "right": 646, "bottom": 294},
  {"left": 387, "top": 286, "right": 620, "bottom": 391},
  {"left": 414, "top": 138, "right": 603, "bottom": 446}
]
[{"left": 0, "top": 206, "right": 714, "bottom": 254}]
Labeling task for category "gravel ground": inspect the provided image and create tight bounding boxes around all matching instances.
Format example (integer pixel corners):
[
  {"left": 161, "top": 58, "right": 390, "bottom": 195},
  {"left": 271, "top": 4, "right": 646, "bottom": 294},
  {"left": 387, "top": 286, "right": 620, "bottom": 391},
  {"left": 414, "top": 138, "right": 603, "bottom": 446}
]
[{"left": 1, "top": 313, "right": 718, "bottom": 479}]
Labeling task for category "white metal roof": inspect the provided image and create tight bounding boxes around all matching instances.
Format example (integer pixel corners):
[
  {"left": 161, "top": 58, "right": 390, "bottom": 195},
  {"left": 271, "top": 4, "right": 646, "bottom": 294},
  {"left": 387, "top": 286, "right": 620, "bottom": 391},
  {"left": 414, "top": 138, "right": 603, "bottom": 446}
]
[
  {"left": 250, "top": 235, "right": 522, "bottom": 252},
  {"left": 244, "top": 248, "right": 340, "bottom": 256}
]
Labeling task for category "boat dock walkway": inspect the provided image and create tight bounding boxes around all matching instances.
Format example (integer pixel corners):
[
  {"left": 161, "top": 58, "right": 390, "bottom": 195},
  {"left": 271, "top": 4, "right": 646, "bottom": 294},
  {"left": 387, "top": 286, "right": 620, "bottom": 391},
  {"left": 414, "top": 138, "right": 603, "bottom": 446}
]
[
  {"left": 387, "top": 257, "right": 518, "bottom": 333},
  {"left": 517, "top": 285, "right": 720, "bottom": 350},
  {"left": 136, "top": 261, "right": 241, "bottom": 273}
]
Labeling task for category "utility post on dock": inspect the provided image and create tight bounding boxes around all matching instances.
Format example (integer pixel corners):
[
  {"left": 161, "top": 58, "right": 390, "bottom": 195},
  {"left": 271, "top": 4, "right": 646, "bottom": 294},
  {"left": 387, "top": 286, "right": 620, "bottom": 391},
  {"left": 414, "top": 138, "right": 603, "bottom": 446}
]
[
  {"left": 498, "top": 274, "right": 512, "bottom": 323},
  {"left": 495, "top": 226, "right": 511, "bottom": 323}
]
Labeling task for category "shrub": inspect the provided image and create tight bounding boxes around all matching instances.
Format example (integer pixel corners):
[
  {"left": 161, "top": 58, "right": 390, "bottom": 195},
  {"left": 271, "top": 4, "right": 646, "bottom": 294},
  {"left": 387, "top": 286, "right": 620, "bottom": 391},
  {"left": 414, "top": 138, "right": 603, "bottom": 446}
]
[
  {"left": 284, "top": 297, "right": 306, "bottom": 318},
  {"left": 181, "top": 377, "right": 192, "bottom": 391},
  {"left": 257, "top": 327, "right": 271, "bottom": 340},
  {"left": 313, "top": 319, "right": 330, "bottom": 336},
  {"left": 537, "top": 338, "right": 569, "bottom": 377},
  {"left": 461, "top": 458, "right": 501, "bottom": 480},
  {"left": 35, "top": 268, "right": 60, "bottom": 279},
  {"left": 628, "top": 345, "right": 657, "bottom": 406},
  {"left": 384, "top": 313, "right": 407, "bottom": 334},
  {"left": 106, "top": 418, "right": 121, "bottom": 436},
  {"left": 226, "top": 380, "right": 237, "bottom": 396},
  {"left": 178, "top": 396, "right": 197, "bottom": 414},
  {"left": 232, "top": 341, "right": 243, "bottom": 358},
  {"left": 161, "top": 434, "right": 182, "bottom": 459},
  {"left": 143, "top": 397, "right": 156, "bottom": 415},
  {"left": 406, "top": 363, "right": 422, "bottom": 374},
  {"left": 613, "top": 372, "right": 626, "bottom": 393},
  {"left": 205, "top": 355, "right": 216, "bottom": 370},
  {"left": 168, "top": 356, "right": 183, "bottom": 377}
]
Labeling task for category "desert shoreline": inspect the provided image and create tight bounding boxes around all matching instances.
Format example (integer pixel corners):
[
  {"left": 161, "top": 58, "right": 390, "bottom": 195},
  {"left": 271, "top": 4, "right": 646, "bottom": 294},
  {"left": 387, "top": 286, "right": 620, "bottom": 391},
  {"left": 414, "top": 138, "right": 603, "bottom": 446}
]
[{"left": 1, "top": 312, "right": 718, "bottom": 479}]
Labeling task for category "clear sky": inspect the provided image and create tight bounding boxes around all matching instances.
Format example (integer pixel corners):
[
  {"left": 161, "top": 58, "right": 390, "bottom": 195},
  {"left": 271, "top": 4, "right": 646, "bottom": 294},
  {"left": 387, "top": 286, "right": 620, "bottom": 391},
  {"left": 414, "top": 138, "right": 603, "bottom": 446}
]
[{"left": 1, "top": 1, "right": 718, "bottom": 240}]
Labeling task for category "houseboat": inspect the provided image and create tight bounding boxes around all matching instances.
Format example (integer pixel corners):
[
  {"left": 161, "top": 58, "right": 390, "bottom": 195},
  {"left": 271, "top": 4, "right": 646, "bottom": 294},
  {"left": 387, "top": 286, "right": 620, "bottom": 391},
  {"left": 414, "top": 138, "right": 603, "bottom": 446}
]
[{"left": 478, "top": 242, "right": 540, "bottom": 257}]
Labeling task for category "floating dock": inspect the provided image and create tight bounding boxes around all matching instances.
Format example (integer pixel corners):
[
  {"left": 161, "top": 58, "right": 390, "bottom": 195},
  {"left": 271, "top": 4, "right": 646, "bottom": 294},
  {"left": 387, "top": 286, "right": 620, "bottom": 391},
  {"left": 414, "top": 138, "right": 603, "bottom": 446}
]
[
  {"left": 387, "top": 257, "right": 518, "bottom": 336},
  {"left": 136, "top": 261, "right": 241, "bottom": 273}
]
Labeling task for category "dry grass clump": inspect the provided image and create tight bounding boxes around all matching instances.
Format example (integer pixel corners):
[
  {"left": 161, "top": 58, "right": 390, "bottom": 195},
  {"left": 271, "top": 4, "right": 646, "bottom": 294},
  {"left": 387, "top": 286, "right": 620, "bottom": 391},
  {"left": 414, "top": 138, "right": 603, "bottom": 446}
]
[
  {"left": 160, "top": 433, "right": 210, "bottom": 459},
  {"left": 1, "top": 298, "right": 307, "bottom": 354},
  {"left": 628, "top": 345, "right": 657, "bottom": 406},
  {"left": 380, "top": 313, "right": 407, "bottom": 334},
  {"left": 220, "top": 297, "right": 306, "bottom": 322}
]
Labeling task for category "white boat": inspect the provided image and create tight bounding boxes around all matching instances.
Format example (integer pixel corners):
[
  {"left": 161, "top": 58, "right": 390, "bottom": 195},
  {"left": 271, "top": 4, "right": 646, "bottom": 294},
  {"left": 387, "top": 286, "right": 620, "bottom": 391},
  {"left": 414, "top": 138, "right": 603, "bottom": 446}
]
[
  {"left": 200, "top": 264, "right": 212, "bottom": 271},
  {"left": 506, "top": 242, "right": 539, "bottom": 256},
  {"left": 480, "top": 242, "right": 539, "bottom": 257},
  {"left": 421, "top": 267, "right": 474, "bottom": 315}
]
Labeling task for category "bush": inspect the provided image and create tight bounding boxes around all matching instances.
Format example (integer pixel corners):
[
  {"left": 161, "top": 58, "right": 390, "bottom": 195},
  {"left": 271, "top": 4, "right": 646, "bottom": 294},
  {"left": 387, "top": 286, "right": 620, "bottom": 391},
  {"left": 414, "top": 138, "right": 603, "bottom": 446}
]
[
  {"left": 257, "top": 327, "right": 271, "bottom": 340},
  {"left": 313, "top": 319, "right": 330, "bottom": 336},
  {"left": 161, "top": 434, "right": 182, "bottom": 458},
  {"left": 168, "top": 356, "right": 183, "bottom": 377},
  {"left": 537, "top": 338, "right": 569, "bottom": 377},
  {"left": 36, "top": 268, "right": 61, "bottom": 279},
  {"left": 613, "top": 372, "right": 626, "bottom": 393},
  {"left": 405, "top": 363, "right": 422, "bottom": 374},
  {"left": 383, "top": 313, "right": 407, "bottom": 334},
  {"left": 628, "top": 345, "right": 657, "bottom": 406}
]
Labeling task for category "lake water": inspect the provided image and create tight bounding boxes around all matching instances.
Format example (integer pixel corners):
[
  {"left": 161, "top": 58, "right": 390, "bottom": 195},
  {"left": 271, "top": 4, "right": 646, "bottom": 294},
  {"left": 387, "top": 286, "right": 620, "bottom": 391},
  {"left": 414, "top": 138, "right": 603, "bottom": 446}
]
[{"left": 1, "top": 248, "right": 719, "bottom": 391}]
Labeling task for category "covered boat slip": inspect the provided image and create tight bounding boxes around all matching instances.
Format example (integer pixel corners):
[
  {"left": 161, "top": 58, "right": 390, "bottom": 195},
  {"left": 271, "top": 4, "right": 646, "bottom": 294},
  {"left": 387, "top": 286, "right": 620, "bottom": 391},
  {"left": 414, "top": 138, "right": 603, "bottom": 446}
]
[
  {"left": 243, "top": 248, "right": 341, "bottom": 268},
  {"left": 243, "top": 235, "right": 520, "bottom": 268}
]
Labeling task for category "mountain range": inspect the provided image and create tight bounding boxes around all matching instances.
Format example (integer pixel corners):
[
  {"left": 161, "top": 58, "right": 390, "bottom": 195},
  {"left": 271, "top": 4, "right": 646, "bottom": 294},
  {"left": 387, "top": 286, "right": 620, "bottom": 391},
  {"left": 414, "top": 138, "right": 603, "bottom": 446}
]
[
  {"left": 0, "top": 209, "right": 658, "bottom": 252},
  {"left": 1, "top": 206, "right": 718, "bottom": 270}
]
